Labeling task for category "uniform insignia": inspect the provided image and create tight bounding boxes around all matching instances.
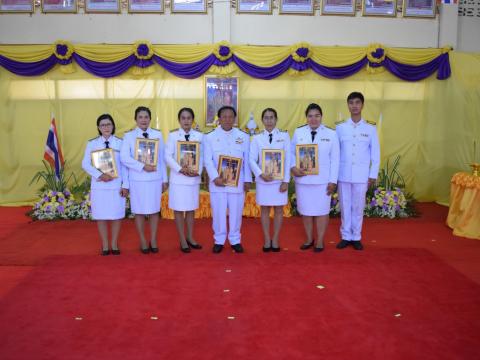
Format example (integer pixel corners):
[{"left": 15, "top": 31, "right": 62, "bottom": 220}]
[
  {"left": 361, "top": 133, "right": 369, "bottom": 137},
  {"left": 235, "top": 137, "right": 244, "bottom": 144},
  {"left": 204, "top": 129, "right": 215, "bottom": 134},
  {"left": 366, "top": 120, "right": 376, "bottom": 126},
  {"left": 320, "top": 138, "right": 331, "bottom": 142},
  {"left": 335, "top": 120, "right": 346, "bottom": 125},
  {"left": 114, "top": 135, "right": 122, "bottom": 140},
  {"left": 323, "top": 125, "right": 335, "bottom": 131},
  {"left": 279, "top": 129, "right": 288, "bottom": 133},
  {"left": 297, "top": 124, "right": 307, "bottom": 128},
  {"left": 169, "top": 128, "right": 179, "bottom": 133},
  {"left": 150, "top": 127, "right": 161, "bottom": 131},
  {"left": 88, "top": 136, "right": 100, "bottom": 142},
  {"left": 276, "top": 139, "right": 285, "bottom": 142},
  {"left": 238, "top": 129, "right": 249, "bottom": 135}
]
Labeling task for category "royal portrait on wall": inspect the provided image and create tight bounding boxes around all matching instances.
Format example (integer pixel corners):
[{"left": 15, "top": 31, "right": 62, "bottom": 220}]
[
  {"left": 128, "top": 0, "right": 163, "bottom": 12},
  {"left": 321, "top": 0, "right": 356, "bottom": 15},
  {"left": 279, "top": 0, "right": 314, "bottom": 14},
  {"left": 218, "top": 155, "right": 242, "bottom": 187},
  {"left": 0, "top": 0, "right": 33, "bottom": 12},
  {"left": 41, "top": 0, "right": 77, "bottom": 12},
  {"left": 85, "top": 0, "right": 120, "bottom": 13},
  {"left": 362, "top": 0, "right": 396, "bottom": 17},
  {"left": 205, "top": 76, "right": 239, "bottom": 127},
  {"left": 262, "top": 149, "right": 285, "bottom": 180},
  {"left": 402, "top": 0, "right": 435, "bottom": 18},
  {"left": 177, "top": 141, "right": 200, "bottom": 173},
  {"left": 296, "top": 144, "right": 318, "bottom": 175},
  {"left": 237, "top": 0, "right": 272, "bottom": 13},
  {"left": 171, "top": 0, "right": 206, "bottom": 13},
  {"left": 91, "top": 148, "right": 118, "bottom": 178},
  {"left": 135, "top": 138, "right": 159, "bottom": 167}
]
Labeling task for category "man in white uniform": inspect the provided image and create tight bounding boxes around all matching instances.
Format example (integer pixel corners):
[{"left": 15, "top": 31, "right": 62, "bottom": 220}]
[
  {"left": 336, "top": 92, "right": 380, "bottom": 250},
  {"left": 204, "top": 106, "right": 252, "bottom": 253}
]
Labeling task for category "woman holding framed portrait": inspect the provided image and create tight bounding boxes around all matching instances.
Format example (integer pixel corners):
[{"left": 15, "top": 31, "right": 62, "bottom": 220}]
[
  {"left": 81, "top": 114, "right": 129, "bottom": 256},
  {"left": 249, "top": 108, "right": 291, "bottom": 252},
  {"left": 290, "top": 104, "right": 340, "bottom": 252},
  {"left": 120, "top": 106, "right": 168, "bottom": 254},
  {"left": 165, "top": 107, "right": 204, "bottom": 253}
]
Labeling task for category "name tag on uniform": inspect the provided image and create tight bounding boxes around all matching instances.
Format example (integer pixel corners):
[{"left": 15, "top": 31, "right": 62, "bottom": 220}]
[
  {"left": 235, "top": 137, "right": 243, "bottom": 144},
  {"left": 361, "top": 133, "right": 369, "bottom": 137},
  {"left": 320, "top": 138, "right": 330, "bottom": 142},
  {"left": 276, "top": 139, "right": 284, "bottom": 143}
]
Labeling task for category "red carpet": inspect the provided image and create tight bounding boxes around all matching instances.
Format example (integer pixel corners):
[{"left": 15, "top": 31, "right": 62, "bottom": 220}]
[{"left": 0, "top": 203, "right": 480, "bottom": 359}]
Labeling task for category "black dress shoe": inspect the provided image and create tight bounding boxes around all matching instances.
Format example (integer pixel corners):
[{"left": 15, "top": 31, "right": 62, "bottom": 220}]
[
  {"left": 314, "top": 246, "right": 324, "bottom": 253},
  {"left": 352, "top": 241, "right": 364, "bottom": 251},
  {"left": 181, "top": 246, "right": 191, "bottom": 253},
  {"left": 186, "top": 239, "right": 202, "bottom": 249},
  {"left": 140, "top": 247, "right": 150, "bottom": 254},
  {"left": 101, "top": 249, "right": 110, "bottom": 256},
  {"left": 336, "top": 240, "right": 351, "bottom": 249},
  {"left": 111, "top": 249, "right": 121, "bottom": 255},
  {"left": 263, "top": 241, "right": 271, "bottom": 252},
  {"left": 212, "top": 244, "right": 224, "bottom": 253},
  {"left": 300, "top": 242, "right": 314, "bottom": 250},
  {"left": 150, "top": 246, "right": 159, "bottom": 253},
  {"left": 231, "top": 244, "right": 244, "bottom": 253},
  {"left": 271, "top": 246, "right": 281, "bottom": 253}
]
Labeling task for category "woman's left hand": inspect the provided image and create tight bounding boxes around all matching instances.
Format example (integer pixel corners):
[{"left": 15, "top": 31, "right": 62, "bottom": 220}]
[
  {"left": 279, "top": 182, "right": 288, "bottom": 193},
  {"left": 326, "top": 183, "right": 336, "bottom": 195},
  {"left": 162, "top": 182, "right": 169, "bottom": 193},
  {"left": 120, "top": 188, "right": 129, "bottom": 197}
]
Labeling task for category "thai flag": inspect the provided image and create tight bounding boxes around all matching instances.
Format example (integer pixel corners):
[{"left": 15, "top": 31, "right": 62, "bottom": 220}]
[{"left": 44, "top": 117, "right": 64, "bottom": 179}]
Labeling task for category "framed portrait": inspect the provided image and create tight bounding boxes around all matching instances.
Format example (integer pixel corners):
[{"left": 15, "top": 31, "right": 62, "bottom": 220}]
[
  {"left": 237, "top": 0, "right": 272, "bottom": 14},
  {"left": 177, "top": 141, "right": 200, "bottom": 173},
  {"left": 128, "top": 0, "right": 163, "bottom": 12},
  {"left": 205, "top": 76, "right": 239, "bottom": 127},
  {"left": 135, "top": 138, "right": 159, "bottom": 167},
  {"left": 362, "top": 0, "right": 396, "bottom": 16},
  {"left": 0, "top": 0, "right": 33, "bottom": 12},
  {"left": 91, "top": 148, "right": 118, "bottom": 179},
  {"left": 85, "top": 0, "right": 120, "bottom": 13},
  {"left": 171, "top": 0, "right": 206, "bottom": 13},
  {"left": 41, "top": 0, "right": 77, "bottom": 12},
  {"left": 321, "top": 0, "right": 356, "bottom": 15},
  {"left": 296, "top": 144, "right": 318, "bottom": 175},
  {"left": 402, "top": 0, "right": 435, "bottom": 18},
  {"left": 262, "top": 149, "right": 285, "bottom": 181},
  {"left": 218, "top": 155, "right": 243, "bottom": 187},
  {"left": 279, "top": 0, "right": 314, "bottom": 14}
]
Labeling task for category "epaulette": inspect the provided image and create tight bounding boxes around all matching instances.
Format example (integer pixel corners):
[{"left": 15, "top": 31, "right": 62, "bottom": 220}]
[
  {"left": 169, "top": 128, "right": 179, "bottom": 133},
  {"left": 204, "top": 129, "right": 215, "bottom": 134},
  {"left": 114, "top": 135, "right": 122, "bottom": 140},
  {"left": 88, "top": 136, "right": 99, "bottom": 142},
  {"left": 323, "top": 125, "right": 335, "bottom": 131},
  {"left": 150, "top": 127, "right": 161, "bottom": 131},
  {"left": 238, "top": 128, "right": 249, "bottom": 135},
  {"left": 125, "top": 128, "right": 135, "bottom": 133},
  {"left": 297, "top": 124, "right": 307, "bottom": 128},
  {"left": 335, "top": 120, "right": 346, "bottom": 125},
  {"left": 366, "top": 120, "right": 376, "bottom": 126},
  {"left": 279, "top": 129, "right": 288, "bottom": 133}
]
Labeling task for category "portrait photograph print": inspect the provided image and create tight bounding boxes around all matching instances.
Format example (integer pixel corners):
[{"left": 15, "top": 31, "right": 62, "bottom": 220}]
[
  {"left": 296, "top": 144, "right": 319, "bottom": 175},
  {"left": 171, "top": 0, "right": 206, "bottom": 13},
  {"left": 279, "top": 0, "right": 313, "bottom": 14},
  {"left": 362, "top": 0, "right": 396, "bottom": 16},
  {"left": 402, "top": 0, "right": 435, "bottom": 18},
  {"left": 128, "top": 0, "right": 163, "bottom": 12},
  {"left": 135, "top": 138, "right": 159, "bottom": 167},
  {"left": 205, "top": 76, "right": 239, "bottom": 127},
  {"left": 262, "top": 149, "right": 285, "bottom": 181},
  {"left": 0, "top": 0, "right": 33, "bottom": 12},
  {"left": 91, "top": 148, "right": 118, "bottom": 179},
  {"left": 42, "top": 0, "right": 77, "bottom": 12},
  {"left": 237, "top": 0, "right": 272, "bottom": 14},
  {"left": 177, "top": 141, "right": 200, "bottom": 173},
  {"left": 218, "top": 155, "right": 242, "bottom": 187},
  {"left": 85, "top": 0, "right": 120, "bottom": 12},
  {"left": 321, "top": 0, "right": 356, "bottom": 15}
]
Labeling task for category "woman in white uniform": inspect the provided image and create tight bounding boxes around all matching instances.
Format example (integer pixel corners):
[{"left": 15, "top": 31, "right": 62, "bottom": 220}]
[
  {"left": 249, "top": 108, "right": 290, "bottom": 252},
  {"left": 165, "top": 108, "right": 203, "bottom": 253},
  {"left": 291, "top": 103, "right": 339, "bottom": 252},
  {"left": 120, "top": 106, "right": 168, "bottom": 254},
  {"left": 82, "top": 114, "right": 129, "bottom": 256}
]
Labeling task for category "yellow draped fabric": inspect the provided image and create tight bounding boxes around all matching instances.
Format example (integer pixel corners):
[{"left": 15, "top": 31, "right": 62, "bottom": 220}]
[
  {"left": 160, "top": 190, "right": 291, "bottom": 219},
  {"left": 0, "top": 45, "right": 479, "bottom": 207},
  {"left": 446, "top": 173, "right": 480, "bottom": 240}
]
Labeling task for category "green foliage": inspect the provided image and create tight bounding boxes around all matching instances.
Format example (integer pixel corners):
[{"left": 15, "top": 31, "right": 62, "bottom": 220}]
[
  {"left": 377, "top": 155, "right": 406, "bottom": 191},
  {"left": 29, "top": 160, "right": 78, "bottom": 195}
]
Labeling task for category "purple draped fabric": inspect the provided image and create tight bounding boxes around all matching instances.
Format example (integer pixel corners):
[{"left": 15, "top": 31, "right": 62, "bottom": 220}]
[
  {"left": 384, "top": 53, "right": 451, "bottom": 81},
  {"left": 0, "top": 54, "right": 57, "bottom": 76},
  {"left": 73, "top": 54, "right": 136, "bottom": 78},
  {"left": 233, "top": 55, "right": 292, "bottom": 80},
  {"left": 309, "top": 58, "right": 369, "bottom": 79}
]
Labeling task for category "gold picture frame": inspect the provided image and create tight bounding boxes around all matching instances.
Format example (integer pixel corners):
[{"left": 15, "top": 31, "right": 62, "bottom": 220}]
[
  {"left": 135, "top": 138, "right": 159, "bottom": 167},
  {"left": 402, "top": 0, "right": 436, "bottom": 18},
  {"left": 171, "top": 0, "right": 206, "bottom": 13},
  {"left": 91, "top": 148, "right": 118, "bottom": 178},
  {"left": 0, "top": 0, "right": 34, "bottom": 13},
  {"left": 128, "top": 0, "right": 164, "bottom": 12},
  {"left": 177, "top": 141, "right": 200, "bottom": 173},
  {"left": 85, "top": 0, "right": 120, "bottom": 13},
  {"left": 218, "top": 155, "right": 242, "bottom": 187},
  {"left": 41, "top": 0, "right": 77, "bottom": 12},
  {"left": 237, "top": 0, "right": 273, "bottom": 14},
  {"left": 362, "top": 0, "right": 396, "bottom": 17},
  {"left": 296, "top": 144, "right": 318, "bottom": 175},
  {"left": 321, "top": 0, "right": 356, "bottom": 15},
  {"left": 204, "top": 76, "right": 239, "bottom": 127},
  {"left": 261, "top": 149, "right": 285, "bottom": 181}
]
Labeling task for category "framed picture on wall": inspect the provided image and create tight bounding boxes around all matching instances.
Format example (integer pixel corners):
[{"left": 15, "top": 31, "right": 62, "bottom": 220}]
[
  {"left": 262, "top": 149, "right": 285, "bottom": 181},
  {"left": 41, "top": 0, "right": 77, "bottom": 13},
  {"left": 321, "top": 0, "right": 356, "bottom": 15},
  {"left": 296, "top": 144, "right": 318, "bottom": 175},
  {"left": 128, "top": 0, "right": 164, "bottom": 13},
  {"left": 91, "top": 148, "right": 118, "bottom": 179},
  {"left": 177, "top": 141, "right": 200, "bottom": 173},
  {"left": 0, "top": 0, "right": 33, "bottom": 12},
  {"left": 218, "top": 155, "right": 243, "bottom": 187},
  {"left": 279, "top": 0, "right": 314, "bottom": 14},
  {"left": 85, "top": 0, "right": 120, "bottom": 13},
  {"left": 204, "top": 76, "right": 239, "bottom": 127},
  {"left": 402, "top": 0, "right": 435, "bottom": 18},
  {"left": 362, "top": 0, "right": 396, "bottom": 16},
  {"left": 237, "top": 0, "right": 272, "bottom": 14},
  {"left": 171, "top": 0, "right": 206, "bottom": 13}
]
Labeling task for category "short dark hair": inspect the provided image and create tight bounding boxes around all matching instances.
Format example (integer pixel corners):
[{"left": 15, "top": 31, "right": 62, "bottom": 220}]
[
  {"left": 217, "top": 105, "right": 237, "bottom": 118},
  {"left": 261, "top": 108, "right": 278, "bottom": 120},
  {"left": 96, "top": 114, "right": 116, "bottom": 135},
  {"left": 305, "top": 103, "right": 323, "bottom": 117},
  {"left": 178, "top": 107, "right": 195, "bottom": 120},
  {"left": 347, "top": 92, "right": 364, "bottom": 104},
  {"left": 135, "top": 106, "right": 151, "bottom": 120}
]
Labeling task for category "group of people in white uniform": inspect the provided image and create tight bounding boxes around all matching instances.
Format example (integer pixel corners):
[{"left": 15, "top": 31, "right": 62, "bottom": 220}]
[{"left": 82, "top": 92, "right": 380, "bottom": 256}]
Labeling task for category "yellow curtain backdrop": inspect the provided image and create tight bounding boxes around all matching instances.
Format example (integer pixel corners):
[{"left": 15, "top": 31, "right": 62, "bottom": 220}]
[{"left": 0, "top": 51, "right": 479, "bottom": 206}]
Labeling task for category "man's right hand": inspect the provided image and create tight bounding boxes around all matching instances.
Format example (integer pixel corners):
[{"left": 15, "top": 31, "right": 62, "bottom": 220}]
[
  {"left": 291, "top": 167, "right": 306, "bottom": 177},
  {"left": 213, "top": 176, "right": 226, "bottom": 187},
  {"left": 143, "top": 164, "right": 156, "bottom": 172},
  {"left": 260, "top": 173, "right": 274, "bottom": 182},
  {"left": 99, "top": 174, "right": 113, "bottom": 182}
]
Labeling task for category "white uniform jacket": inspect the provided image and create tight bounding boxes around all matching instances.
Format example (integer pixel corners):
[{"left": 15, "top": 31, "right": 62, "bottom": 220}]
[
  {"left": 204, "top": 127, "right": 252, "bottom": 194},
  {"left": 165, "top": 128, "right": 203, "bottom": 185},
  {"left": 336, "top": 118, "right": 380, "bottom": 183},
  {"left": 249, "top": 128, "right": 291, "bottom": 184},
  {"left": 290, "top": 124, "right": 340, "bottom": 185},
  {"left": 81, "top": 135, "right": 129, "bottom": 190},
  {"left": 120, "top": 127, "right": 168, "bottom": 183}
]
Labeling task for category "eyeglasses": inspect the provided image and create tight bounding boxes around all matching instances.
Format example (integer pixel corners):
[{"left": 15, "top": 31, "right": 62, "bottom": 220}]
[{"left": 99, "top": 123, "right": 113, "bottom": 128}]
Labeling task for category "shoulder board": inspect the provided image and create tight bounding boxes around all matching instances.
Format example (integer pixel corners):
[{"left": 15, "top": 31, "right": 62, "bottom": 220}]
[
  {"left": 238, "top": 129, "right": 249, "bottom": 135},
  {"left": 335, "top": 120, "right": 346, "bottom": 125},
  {"left": 297, "top": 124, "right": 307, "bottom": 128},
  {"left": 366, "top": 120, "right": 376, "bottom": 126},
  {"left": 204, "top": 129, "right": 215, "bottom": 135},
  {"left": 279, "top": 129, "right": 288, "bottom": 133},
  {"left": 150, "top": 127, "right": 161, "bottom": 131},
  {"left": 114, "top": 135, "right": 122, "bottom": 140},
  {"left": 125, "top": 128, "right": 135, "bottom": 133},
  {"left": 324, "top": 125, "right": 335, "bottom": 131},
  {"left": 169, "top": 128, "right": 179, "bottom": 133},
  {"left": 88, "top": 136, "right": 100, "bottom": 142}
]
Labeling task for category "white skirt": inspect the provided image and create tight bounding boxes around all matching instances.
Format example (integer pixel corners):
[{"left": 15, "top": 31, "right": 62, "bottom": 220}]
[
  {"left": 130, "top": 180, "right": 162, "bottom": 215},
  {"left": 91, "top": 188, "right": 126, "bottom": 220},
  {"left": 296, "top": 183, "right": 331, "bottom": 216},
  {"left": 168, "top": 183, "right": 199, "bottom": 211},
  {"left": 256, "top": 182, "right": 288, "bottom": 206}
]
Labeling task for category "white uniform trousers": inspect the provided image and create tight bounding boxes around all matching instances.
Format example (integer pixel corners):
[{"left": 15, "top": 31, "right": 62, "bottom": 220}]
[
  {"left": 338, "top": 181, "right": 368, "bottom": 241},
  {"left": 210, "top": 192, "right": 245, "bottom": 245}
]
